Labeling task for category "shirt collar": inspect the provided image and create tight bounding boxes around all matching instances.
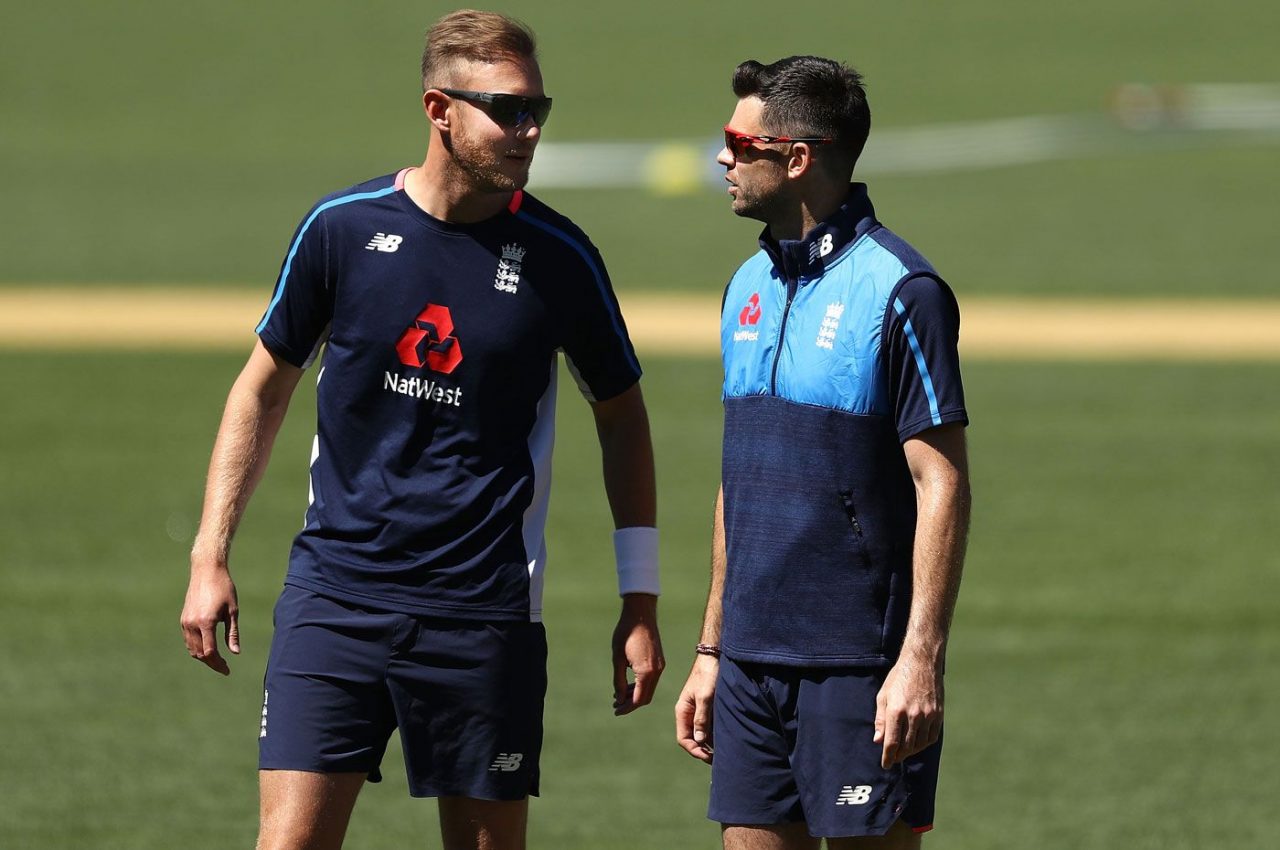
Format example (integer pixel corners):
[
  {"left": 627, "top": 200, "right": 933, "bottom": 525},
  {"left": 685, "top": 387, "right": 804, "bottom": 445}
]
[{"left": 758, "top": 183, "right": 878, "bottom": 282}]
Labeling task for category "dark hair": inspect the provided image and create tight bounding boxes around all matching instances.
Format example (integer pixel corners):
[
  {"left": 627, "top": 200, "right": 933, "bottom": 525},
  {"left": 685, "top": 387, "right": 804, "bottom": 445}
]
[
  {"left": 732, "top": 56, "right": 871, "bottom": 175},
  {"left": 421, "top": 9, "right": 537, "bottom": 91}
]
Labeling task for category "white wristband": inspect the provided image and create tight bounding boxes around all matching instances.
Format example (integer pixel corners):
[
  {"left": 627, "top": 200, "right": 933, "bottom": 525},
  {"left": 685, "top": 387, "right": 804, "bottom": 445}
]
[{"left": 613, "top": 526, "right": 660, "bottom": 597}]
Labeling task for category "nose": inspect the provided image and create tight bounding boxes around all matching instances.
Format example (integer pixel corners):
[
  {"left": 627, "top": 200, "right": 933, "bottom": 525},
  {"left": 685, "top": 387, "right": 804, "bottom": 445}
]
[
  {"left": 716, "top": 145, "right": 735, "bottom": 168},
  {"left": 516, "top": 117, "right": 541, "bottom": 142}
]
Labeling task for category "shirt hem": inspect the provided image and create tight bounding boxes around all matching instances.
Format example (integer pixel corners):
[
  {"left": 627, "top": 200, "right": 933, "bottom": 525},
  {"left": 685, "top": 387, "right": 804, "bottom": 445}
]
[
  {"left": 898, "top": 409, "right": 968, "bottom": 442},
  {"left": 722, "top": 643, "right": 892, "bottom": 668},
  {"left": 283, "top": 576, "right": 533, "bottom": 621}
]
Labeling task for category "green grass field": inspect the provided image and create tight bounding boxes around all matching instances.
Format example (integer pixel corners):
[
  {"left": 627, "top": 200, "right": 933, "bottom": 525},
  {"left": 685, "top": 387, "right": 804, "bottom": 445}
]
[
  {"left": 2, "top": 1, "right": 1279, "bottom": 847},
  {"left": 1, "top": 352, "right": 1277, "bottom": 848}
]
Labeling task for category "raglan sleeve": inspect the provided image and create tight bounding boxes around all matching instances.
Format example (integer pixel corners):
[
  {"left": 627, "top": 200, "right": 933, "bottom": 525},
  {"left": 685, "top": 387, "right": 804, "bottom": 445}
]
[
  {"left": 885, "top": 274, "right": 969, "bottom": 441},
  {"left": 254, "top": 204, "right": 334, "bottom": 369},
  {"left": 557, "top": 237, "right": 643, "bottom": 402}
]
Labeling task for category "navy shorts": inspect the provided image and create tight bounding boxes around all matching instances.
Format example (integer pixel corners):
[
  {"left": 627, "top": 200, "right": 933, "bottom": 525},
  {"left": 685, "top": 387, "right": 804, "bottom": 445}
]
[
  {"left": 258, "top": 586, "right": 547, "bottom": 800},
  {"left": 709, "top": 657, "right": 942, "bottom": 838}
]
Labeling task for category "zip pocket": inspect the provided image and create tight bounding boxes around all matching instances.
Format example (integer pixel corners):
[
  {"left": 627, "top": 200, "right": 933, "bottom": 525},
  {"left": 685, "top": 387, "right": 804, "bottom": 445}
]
[{"left": 838, "top": 490, "right": 865, "bottom": 537}]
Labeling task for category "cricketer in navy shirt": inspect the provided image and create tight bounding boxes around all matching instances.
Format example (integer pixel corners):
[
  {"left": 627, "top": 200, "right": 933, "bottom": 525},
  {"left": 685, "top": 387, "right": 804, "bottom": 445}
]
[{"left": 256, "top": 169, "right": 640, "bottom": 623}]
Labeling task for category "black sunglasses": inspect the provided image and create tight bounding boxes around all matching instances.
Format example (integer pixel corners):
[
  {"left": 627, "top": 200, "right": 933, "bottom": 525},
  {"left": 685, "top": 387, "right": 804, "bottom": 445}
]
[{"left": 439, "top": 88, "right": 553, "bottom": 128}]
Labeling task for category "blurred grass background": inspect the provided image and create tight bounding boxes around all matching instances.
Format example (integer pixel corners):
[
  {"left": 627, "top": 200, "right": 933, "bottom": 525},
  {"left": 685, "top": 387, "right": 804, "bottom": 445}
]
[
  {"left": 2, "top": 0, "right": 1278, "bottom": 294},
  {"left": 1, "top": 1, "right": 1278, "bottom": 848}
]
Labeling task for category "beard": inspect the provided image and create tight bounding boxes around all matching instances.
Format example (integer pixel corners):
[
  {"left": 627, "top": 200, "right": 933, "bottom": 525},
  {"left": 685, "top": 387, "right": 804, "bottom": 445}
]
[
  {"left": 446, "top": 129, "right": 533, "bottom": 193},
  {"left": 730, "top": 181, "right": 782, "bottom": 223}
]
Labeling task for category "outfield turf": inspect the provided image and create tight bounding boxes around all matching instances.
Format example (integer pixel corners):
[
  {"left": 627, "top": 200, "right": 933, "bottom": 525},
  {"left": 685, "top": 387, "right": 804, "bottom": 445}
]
[
  {"left": 1, "top": 351, "right": 1276, "bottom": 848},
  {"left": 2, "top": 1, "right": 1277, "bottom": 846}
]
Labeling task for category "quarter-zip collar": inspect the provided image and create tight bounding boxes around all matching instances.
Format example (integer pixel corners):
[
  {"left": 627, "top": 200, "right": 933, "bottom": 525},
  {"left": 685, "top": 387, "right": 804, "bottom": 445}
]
[{"left": 758, "top": 183, "right": 878, "bottom": 283}]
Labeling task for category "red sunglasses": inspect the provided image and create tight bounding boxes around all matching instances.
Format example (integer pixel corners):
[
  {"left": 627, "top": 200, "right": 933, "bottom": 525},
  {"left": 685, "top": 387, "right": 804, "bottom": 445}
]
[{"left": 723, "top": 125, "right": 833, "bottom": 158}]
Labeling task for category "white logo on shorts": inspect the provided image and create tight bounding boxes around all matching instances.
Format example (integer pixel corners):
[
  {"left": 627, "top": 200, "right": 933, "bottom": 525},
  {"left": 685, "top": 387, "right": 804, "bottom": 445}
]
[
  {"left": 835, "top": 784, "right": 873, "bottom": 805},
  {"left": 259, "top": 689, "right": 269, "bottom": 739},
  {"left": 488, "top": 753, "right": 524, "bottom": 772},
  {"left": 365, "top": 232, "right": 403, "bottom": 252}
]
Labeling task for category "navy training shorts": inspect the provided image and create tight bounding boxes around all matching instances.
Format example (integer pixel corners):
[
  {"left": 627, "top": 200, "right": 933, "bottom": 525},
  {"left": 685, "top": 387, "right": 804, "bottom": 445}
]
[
  {"left": 709, "top": 656, "right": 941, "bottom": 838},
  {"left": 258, "top": 585, "right": 547, "bottom": 800}
]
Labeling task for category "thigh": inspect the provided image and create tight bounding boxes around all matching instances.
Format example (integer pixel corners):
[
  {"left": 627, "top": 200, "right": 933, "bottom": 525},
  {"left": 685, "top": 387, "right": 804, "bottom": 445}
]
[
  {"left": 709, "top": 657, "right": 806, "bottom": 827},
  {"left": 389, "top": 618, "right": 548, "bottom": 800},
  {"left": 438, "top": 796, "right": 529, "bottom": 850},
  {"left": 722, "top": 822, "right": 820, "bottom": 850},
  {"left": 791, "top": 669, "right": 941, "bottom": 839},
  {"left": 825, "top": 818, "right": 922, "bottom": 849},
  {"left": 258, "top": 769, "right": 366, "bottom": 850},
  {"left": 259, "top": 587, "right": 400, "bottom": 778}
]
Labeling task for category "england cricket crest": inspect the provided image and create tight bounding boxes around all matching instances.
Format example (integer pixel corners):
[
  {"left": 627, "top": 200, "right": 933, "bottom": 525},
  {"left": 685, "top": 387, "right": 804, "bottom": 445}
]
[{"left": 495, "top": 243, "right": 525, "bottom": 294}]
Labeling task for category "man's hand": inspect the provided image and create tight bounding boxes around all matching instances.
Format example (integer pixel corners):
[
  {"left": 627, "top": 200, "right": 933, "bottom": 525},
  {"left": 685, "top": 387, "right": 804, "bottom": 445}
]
[
  {"left": 873, "top": 654, "right": 943, "bottom": 768},
  {"left": 674, "top": 654, "right": 718, "bottom": 763},
  {"left": 180, "top": 566, "right": 240, "bottom": 676},
  {"left": 612, "top": 593, "right": 664, "bottom": 715}
]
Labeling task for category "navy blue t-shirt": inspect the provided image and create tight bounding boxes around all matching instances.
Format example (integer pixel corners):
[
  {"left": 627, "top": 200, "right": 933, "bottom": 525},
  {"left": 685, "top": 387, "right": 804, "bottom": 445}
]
[{"left": 256, "top": 169, "right": 641, "bottom": 622}]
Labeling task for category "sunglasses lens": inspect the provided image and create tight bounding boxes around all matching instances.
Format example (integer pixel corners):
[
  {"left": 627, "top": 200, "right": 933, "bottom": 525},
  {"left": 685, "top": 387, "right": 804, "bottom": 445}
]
[
  {"left": 491, "top": 95, "right": 552, "bottom": 128},
  {"left": 530, "top": 98, "right": 552, "bottom": 127},
  {"left": 724, "top": 130, "right": 748, "bottom": 157}
]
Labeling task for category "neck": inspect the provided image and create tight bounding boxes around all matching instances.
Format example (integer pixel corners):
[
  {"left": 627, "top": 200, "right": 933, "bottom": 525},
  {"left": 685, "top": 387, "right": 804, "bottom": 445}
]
[
  {"left": 767, "top": 181, "right": 847, "bottom": 243},
  {"left": 404, "top": 145, "right": 512, "bottom": 224}
]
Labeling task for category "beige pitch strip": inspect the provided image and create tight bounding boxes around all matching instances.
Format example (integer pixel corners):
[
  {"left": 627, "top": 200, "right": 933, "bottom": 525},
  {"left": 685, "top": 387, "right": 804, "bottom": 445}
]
[{"left": 1, "top": 288, "right": 1278, "bottom": 360}]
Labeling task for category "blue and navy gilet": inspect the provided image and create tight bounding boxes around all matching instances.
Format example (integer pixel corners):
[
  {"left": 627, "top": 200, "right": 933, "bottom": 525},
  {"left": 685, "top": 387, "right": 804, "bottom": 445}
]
[
  {"left": 720, "top": 184, "right": 967, "bottom": 667},
  {"left": 256, "top": 169, "right": 640, "bottom": 623}
]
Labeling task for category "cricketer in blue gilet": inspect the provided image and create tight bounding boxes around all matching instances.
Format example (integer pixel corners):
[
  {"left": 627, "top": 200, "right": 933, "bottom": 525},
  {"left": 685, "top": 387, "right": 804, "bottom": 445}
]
[
  {"left": 720, "top": 183, "right": 967, "bottom": 667},
  {"left": 256, "top": 169, "right": 640, "bottom": 624}
]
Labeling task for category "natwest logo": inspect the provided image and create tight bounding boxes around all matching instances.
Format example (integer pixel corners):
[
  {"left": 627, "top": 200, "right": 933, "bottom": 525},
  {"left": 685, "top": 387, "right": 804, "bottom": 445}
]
[
  {"left": 395, "top": 303, "right": 463, "bottom": 374},
  {"left": 734, "top": 292, "right": 761, "bottom": 342}
]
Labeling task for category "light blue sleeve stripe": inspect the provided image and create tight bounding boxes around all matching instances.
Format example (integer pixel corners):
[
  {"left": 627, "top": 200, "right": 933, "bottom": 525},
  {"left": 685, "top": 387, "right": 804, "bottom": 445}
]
[
  {"left": 514, "top": 210, "right": 640, "bottom": 374},
  {"left": 894, "top": 297, "right": 942, "bottom": 426},
  {"left": 255, "top": 186, "right": 398, "bottom": 333}
]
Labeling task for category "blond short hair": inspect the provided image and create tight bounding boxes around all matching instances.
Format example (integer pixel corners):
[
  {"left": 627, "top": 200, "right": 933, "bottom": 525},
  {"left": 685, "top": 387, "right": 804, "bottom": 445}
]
[{"left": 421, "top": 9, "right": 538, "bottom": 91}]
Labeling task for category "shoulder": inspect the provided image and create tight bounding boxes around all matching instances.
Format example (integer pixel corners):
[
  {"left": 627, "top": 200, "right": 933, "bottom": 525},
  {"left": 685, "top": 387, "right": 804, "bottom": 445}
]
[
  {"left": 509, "top": 192, "right": 609, "bottom": 284},
  {"left": 862, "top": 223, "right": 937, "bottom": 278},
  {"left": 893, "top": 274, "right": 958, "bottom": 313},
  {"left": 302, "top": 172, "right": 403, "bottom": 224},
  {"left": 511, "top": 192, "right": 595, "bottom": 252}
]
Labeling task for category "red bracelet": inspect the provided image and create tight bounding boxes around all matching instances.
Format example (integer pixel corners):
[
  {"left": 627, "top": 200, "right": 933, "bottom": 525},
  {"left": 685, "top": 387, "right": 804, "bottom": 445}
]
[{"left": 695, "top": 643, "right": 721, "bottom": 658}]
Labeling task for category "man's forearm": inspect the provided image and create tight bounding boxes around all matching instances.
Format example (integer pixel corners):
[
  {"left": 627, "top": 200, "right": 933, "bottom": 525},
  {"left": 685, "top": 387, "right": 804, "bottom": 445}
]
[
  {"left": 595, "top": 412, "right": 656, "bottom": 530},
  {"left": 591, "top": 383, "right": 656, "bottom": 530},
  {"left": 899, "top": 472, "right": 971, "bottom": 665},
  {"left": 700, "top": 486, "right": 727, "bottom": 646}
]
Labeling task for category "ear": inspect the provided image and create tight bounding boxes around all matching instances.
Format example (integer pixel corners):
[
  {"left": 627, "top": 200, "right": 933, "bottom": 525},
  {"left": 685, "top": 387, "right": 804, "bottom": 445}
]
[
  {"left": 423, "top": 90, "right": 451, "bottom": 133},
  {"left": 786, "top": 143, "right": 817, "bottom": 179}
]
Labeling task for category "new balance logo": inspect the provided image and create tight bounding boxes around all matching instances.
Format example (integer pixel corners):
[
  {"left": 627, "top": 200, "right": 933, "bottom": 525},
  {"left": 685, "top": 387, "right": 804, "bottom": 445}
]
[
  {"left": 489, "top": 753, "right": 524, "bottom": 773},
  {"left": 365, "top": 232, "right": 403, "bottom": 252},
  {"left": 835, "top": 785, "right": 873, "bottom": 806},
  {"left": 259, "top": 690, "right": 269, "bottom": 739}
]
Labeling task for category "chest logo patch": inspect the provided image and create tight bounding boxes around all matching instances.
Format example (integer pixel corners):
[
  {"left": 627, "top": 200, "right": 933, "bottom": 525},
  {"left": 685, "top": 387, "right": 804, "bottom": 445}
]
[
  {"left": 734, "top": 293, "right": 762, "bottom": 343},
  {"left": 495, "top": 243, "right": 526, "bottom": 294},
  {"left": 395, "top": 303, "right": 463, "bottom": 374},
  {"left": 365, "top": 232, "right": 403, "bottom": 253},
  {"left": 816, "top": 301, "right": 844, "bottom": 350}
]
